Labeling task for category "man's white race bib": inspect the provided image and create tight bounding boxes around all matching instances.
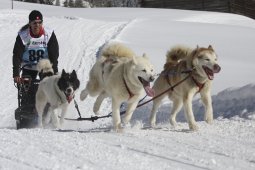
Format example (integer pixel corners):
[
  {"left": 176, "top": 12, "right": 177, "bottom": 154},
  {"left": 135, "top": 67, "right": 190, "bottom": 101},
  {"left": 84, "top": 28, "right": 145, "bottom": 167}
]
[{"left": 19, "top": 27, "right": 53, "bottom": 68}]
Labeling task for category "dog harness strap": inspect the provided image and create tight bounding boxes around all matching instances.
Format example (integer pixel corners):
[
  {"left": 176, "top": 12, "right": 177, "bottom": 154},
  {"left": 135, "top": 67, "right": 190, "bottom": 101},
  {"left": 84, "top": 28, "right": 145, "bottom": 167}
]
[
  {"left": 123, "top": 77, "right": 134, "bottom": 99},
  {"left": 161, "top": 70, "right": 171, "bottom": 87},
  {"left": 191, "top": 76, "right": 205, "bottom": 92},
  {"left": 165, "top": 74, "right": 172, "bottom": 87}
]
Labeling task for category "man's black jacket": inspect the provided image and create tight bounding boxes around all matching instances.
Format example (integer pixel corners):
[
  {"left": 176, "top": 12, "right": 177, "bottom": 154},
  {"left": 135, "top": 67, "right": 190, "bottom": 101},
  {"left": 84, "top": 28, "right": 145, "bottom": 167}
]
[{"left": 12, "top": 31, "right": 59, "bottom": 77}]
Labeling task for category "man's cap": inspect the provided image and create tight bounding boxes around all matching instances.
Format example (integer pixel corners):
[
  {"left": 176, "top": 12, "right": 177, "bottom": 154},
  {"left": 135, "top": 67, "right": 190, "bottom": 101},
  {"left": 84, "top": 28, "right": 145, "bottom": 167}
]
[{"left": 29, "top": 10, "right": 43, "bottom": 22}]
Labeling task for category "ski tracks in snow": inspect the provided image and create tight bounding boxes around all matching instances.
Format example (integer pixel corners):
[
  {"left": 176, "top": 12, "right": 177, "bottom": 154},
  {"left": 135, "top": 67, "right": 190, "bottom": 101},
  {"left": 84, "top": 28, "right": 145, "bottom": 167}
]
[{"left": 49, "top": 16, "right": 129, "bottom": 80}]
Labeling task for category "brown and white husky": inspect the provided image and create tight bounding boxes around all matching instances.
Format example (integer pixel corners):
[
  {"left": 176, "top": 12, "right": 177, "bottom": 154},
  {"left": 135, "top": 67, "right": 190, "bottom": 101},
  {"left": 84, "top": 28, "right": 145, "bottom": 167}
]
[{"left": 150, "top": 45, "right": 221, "bottom": 130}]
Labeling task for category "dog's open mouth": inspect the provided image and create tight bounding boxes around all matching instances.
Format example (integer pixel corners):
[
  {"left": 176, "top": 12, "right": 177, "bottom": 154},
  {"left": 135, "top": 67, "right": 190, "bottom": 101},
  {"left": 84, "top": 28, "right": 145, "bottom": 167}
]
[
  {"left": 203, "top": 66, "right": 214, "bottom": 80},
  {"left": 65, "top": 92, "right": 74, "bottom": 103},
  {"left": 138, "top": 77, "right": 155, "bottom": 97},
  {"left": 203, "top": 64, "right": 221, "bottom": 80}
]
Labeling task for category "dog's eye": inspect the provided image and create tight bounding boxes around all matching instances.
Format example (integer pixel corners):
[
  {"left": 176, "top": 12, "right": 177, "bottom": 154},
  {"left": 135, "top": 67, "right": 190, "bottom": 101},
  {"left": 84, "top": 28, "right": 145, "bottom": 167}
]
[
  {"left": 142, "top": 69, "right": 146, "bottom": 73},
  {"left": 151, "top": 69, "right": 153, "bottom": 72},
  {"left": 205, "top": 58, "right": 210, "bottom": 61}
]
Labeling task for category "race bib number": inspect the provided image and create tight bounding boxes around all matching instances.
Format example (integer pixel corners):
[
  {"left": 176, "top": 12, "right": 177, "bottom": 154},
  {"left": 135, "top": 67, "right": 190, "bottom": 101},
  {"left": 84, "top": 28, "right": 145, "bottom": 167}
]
[{"left": 22, "top": 48, "right": 49, "bottom": 64}]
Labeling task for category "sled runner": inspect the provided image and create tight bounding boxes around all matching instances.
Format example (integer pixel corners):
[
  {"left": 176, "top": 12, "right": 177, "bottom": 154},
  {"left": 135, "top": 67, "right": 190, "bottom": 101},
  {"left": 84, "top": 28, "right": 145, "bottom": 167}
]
[{"left": 14, "top": 66, "right": 40, "bottom": 129}]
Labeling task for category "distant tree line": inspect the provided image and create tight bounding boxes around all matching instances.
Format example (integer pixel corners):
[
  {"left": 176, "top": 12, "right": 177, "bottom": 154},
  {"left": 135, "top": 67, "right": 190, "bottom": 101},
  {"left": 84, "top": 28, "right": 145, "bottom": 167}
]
[
  {"left": 14, "top": 0, "right": 91, "bottom": 7},
  {"left": 63, "top": 0, "right": 91, "bottom": 8},
  {"left": 14, "top": 0, "right": 141, "bottom": 7},
  {"left": 14, "top": 0, "right": 55, "bottom": 5},
  {"left": 86, "top": 0, "right": 141, "bottom": 7}
]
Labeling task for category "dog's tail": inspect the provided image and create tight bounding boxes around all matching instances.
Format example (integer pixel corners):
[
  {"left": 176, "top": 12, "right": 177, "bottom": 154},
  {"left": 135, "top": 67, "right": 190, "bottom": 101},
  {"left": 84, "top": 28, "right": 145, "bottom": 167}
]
[
  {"left": 164, "top": 45, "right": 192, "bottom": 70},
  {"left": 37, "top": 59, "right": 54, "bottom": 80},
  {"left": 100, "top": 42, "right": 135, "bottom": 59},
  {"left": 37, "top": 59, "right": 53, "bottom": 73}
]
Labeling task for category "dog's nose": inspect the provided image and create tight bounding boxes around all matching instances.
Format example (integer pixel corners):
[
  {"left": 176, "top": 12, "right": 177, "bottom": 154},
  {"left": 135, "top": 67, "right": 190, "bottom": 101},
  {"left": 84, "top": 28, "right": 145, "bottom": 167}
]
[
  {"left": 213, "top": 64, "right": 221, "bottom": 73},
  {"left": 66, "top": 88, "right": 72, "bottom": 94},
  {"left": 149, "top": 76, "right": 155, "bottom": 82}
]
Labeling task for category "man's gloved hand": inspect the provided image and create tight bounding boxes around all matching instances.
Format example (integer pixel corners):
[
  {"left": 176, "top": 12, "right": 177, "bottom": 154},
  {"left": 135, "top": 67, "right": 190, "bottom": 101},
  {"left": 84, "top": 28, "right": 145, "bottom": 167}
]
[{"left": 13, "top": 76, "right": 22, "bottom": 83}]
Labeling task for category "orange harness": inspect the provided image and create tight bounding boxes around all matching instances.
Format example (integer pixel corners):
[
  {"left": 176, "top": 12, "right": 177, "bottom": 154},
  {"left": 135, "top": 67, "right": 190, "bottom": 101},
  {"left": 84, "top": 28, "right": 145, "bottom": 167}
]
[{"left": 164, "top": 69, "right": 205, "bottom": 92}]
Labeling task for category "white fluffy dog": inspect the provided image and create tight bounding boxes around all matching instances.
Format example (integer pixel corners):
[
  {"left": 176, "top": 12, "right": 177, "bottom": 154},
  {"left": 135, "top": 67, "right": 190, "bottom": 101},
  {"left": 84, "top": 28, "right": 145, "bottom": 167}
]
[{"left": 80, "top": 42, "right": 155, "bottom": 131}]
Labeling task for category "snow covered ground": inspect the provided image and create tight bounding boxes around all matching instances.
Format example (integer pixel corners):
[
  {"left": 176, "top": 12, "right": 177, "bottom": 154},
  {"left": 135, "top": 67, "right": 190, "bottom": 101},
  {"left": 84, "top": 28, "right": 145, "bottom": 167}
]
[{"left": 0, "top": 0, "right": 255, "bottom": 170}]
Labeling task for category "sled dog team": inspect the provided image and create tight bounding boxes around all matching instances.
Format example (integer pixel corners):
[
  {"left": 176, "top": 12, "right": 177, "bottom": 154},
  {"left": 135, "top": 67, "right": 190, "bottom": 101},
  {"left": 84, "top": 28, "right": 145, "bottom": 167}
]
[{"left": 36, "top": 42, "right": 221, "bottom": 131}]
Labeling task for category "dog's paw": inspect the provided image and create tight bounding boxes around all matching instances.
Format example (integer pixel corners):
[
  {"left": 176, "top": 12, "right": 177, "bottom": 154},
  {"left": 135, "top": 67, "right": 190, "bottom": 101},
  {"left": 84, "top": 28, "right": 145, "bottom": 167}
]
[
  {"left": 150, "top": 121, "right": 156, "bottom": 128},
  {"left": 122, "top": 118, "right": 129, "bottom": 125},
  {"left": 122, "top": 122, "right": 131, "bottom": 129},
  {"left": 113, "top": 123, "right": 124, "bottom": 133},
  {"left": 205, "top": 115, "right": 213, "bottom": 124},
  {"left": 115, "top": 128, "right": 124, "bottom": 133},
  {"left": 189, "top": 123, "right": 199, "bottom": 131},
  {"left": 94, "top": 111, "right": 100, "bottom": 115},
  {"left": 80, "top": 89, "right": 88, "bottom": 101},
  {"left": 149, "top": 117, "right": 156, "bottom": 127},
  {"left": 205, "top": 118, "right": 213, "bottom": 124},
  {"left": 170, "top": 119, "right": 177, "bottom": 127}
]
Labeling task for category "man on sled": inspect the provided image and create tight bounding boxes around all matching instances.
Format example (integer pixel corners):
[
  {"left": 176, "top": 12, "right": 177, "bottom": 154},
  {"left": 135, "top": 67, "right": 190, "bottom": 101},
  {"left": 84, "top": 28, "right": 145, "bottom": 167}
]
[{"left": 12, "top": 10, "right": 59, "bottom": 129}]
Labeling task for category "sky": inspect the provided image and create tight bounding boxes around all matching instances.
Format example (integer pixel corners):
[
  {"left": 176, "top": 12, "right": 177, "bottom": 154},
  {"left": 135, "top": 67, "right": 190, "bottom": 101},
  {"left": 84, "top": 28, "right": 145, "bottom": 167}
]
[{"left": 0, "top": 1, "right": 255, "bottom": 170}]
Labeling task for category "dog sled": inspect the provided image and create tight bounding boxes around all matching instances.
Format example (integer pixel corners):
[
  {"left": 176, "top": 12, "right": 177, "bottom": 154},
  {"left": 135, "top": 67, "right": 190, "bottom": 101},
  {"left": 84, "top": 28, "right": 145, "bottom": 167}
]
[{"left": 14, "top": 65, "right": 40, "bottom": 129}]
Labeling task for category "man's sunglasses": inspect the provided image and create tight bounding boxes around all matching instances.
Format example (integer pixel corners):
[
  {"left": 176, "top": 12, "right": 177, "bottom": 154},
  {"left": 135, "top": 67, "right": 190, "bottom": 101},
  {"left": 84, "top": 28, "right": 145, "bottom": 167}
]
[{"left": 31, "top": 21, "right": 43, "bottom": 25}]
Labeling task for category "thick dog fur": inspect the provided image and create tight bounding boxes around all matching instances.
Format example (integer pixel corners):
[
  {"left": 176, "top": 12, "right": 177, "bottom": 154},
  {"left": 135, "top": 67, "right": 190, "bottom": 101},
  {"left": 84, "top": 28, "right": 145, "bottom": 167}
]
[
  {"left": 150, "top": 45, "right": 221, "bottom": 130},
  {"left": 80, "top": 42, "right": 155, "bottom": 131},
  {"left": 36, "top": 59, "right": 54, "bottom": 80},
  {"left": 36, "top": 69, "right": 80, "bottom": 128}
]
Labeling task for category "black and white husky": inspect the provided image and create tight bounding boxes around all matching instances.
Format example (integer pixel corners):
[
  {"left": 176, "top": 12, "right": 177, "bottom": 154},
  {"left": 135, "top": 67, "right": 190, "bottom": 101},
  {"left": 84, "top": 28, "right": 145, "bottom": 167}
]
[{"left": 36, "top": 69, "right": 80, "bottom": 128}]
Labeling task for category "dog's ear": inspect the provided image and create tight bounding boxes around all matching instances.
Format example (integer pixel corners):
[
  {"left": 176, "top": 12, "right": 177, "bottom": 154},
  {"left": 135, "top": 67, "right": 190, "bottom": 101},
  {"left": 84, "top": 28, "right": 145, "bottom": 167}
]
[
  {"left": 142, "top": 53, "right": 149, "bottom": 60},
  {"left": 131, "top": 56, "right": 138, "bottom": 65},
  {"left": 61, "top": 69, "right": 66, "bottom": 76},
  {"left": 71, "top": 70, "right": 77, "bottom": 78},
  {"left": 208, "top": 45, "right": 214, "bottom": 51},
  {"left": 191, "top": 46, "right": 199, "bottom": 58},
  {"left": 71, "top": 70, "right": 80, "bottom": 89},
  {"left": 61, "top": 69, "right": 67, "bottom": 76}
]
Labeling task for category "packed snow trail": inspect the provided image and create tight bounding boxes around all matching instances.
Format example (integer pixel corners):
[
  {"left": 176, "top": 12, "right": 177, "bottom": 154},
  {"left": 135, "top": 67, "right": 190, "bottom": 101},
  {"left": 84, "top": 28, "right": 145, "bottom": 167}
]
[{"left": 0, "top": 119, "right": 254, "bottom": 170}]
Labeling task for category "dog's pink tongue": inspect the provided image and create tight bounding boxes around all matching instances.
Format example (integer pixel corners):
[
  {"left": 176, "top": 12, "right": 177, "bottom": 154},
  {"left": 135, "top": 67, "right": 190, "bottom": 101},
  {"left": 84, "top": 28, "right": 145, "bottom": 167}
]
[
  {"left": 145, "top": 86, "right": 155, "bottom": 97},
  {"left": 67, "top": 96, "right": 73, "bottom": 103}
]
